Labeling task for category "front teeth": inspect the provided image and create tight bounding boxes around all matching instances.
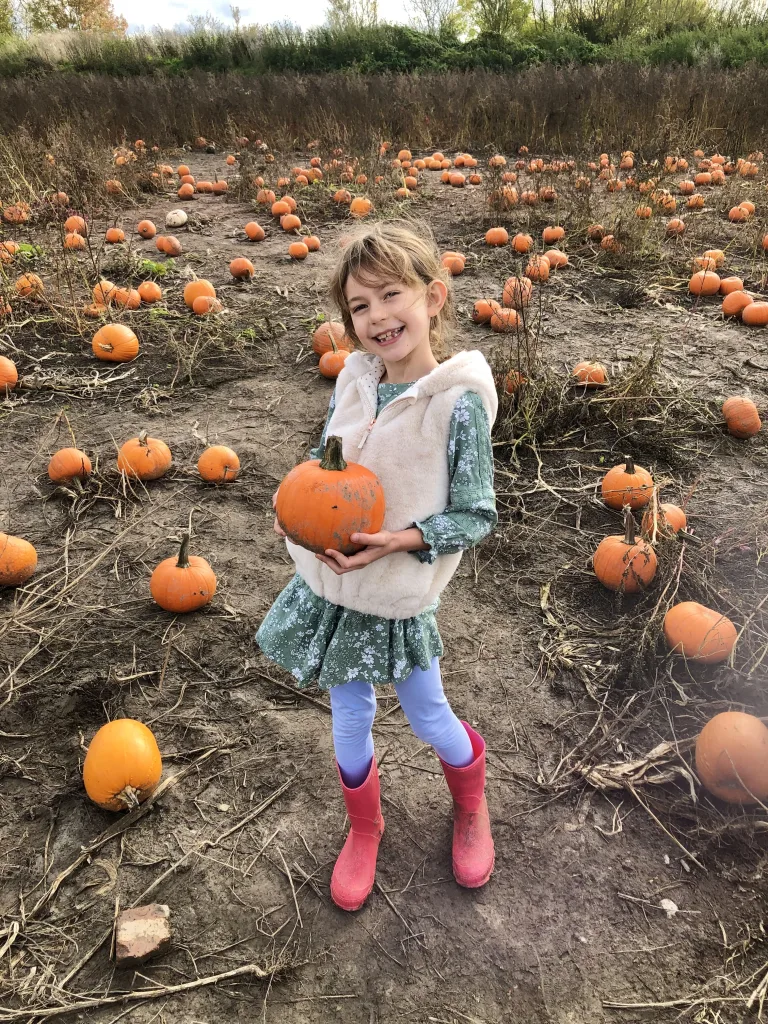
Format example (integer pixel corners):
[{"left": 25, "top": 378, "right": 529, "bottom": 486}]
[{"left": 377, "top": 327, "right": 402, "bottom": 342}]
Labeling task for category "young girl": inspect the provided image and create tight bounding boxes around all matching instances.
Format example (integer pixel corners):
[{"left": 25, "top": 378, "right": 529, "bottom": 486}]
[{"left": 257, "top": 220, "right": 498, "bottom": 912}]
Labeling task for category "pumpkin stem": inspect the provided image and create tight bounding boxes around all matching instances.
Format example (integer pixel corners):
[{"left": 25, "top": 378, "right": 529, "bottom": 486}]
[
  {"left": 117, "top": 785, "right": 140, "bottom": 810},
  {"left": 622, "top": 505, "right": 637, "bottom": 545},
  {"left": 624, "top": 456, "right": 635, "bottom": 474},
  {"left": 177, "top": 532, "right": 191, "bottom": 569},
  {"left": 320, "top": 435, "right": 347, "bottom": 472},
  {"left": 138, "top": 430, "right": 148, "bottom": 446}
]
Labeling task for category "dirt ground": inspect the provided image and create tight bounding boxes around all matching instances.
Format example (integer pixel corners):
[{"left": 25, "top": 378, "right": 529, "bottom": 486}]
[{"left": 1, "top": 150, "right": 768, "bottom": 1024}]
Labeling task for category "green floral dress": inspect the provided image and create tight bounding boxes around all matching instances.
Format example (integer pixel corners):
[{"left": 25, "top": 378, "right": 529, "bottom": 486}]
[{"left": 256, "top": 382, "right": 497, "bottom": 690}]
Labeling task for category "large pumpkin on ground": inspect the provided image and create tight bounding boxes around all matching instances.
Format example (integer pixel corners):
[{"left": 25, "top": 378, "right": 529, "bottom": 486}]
[
  {"left": 276, "top": 435, "right": 385, "bottom": 555},
  {"left": 117, "top": 431, "right": 172, "bottom": 480},
  {"left": 150, "top": 533, "right": 217, "bottom": 612},
  {"left": 0, "top": 532, "right": 37, "bottom": 586},
  {"left": 600, "top": 458, "right": 654, "bottom": 510},
  {"left": 695, "top": 712, "right": 768, "bottom": 804},
  {"left": 92, "top": 324, "right": 139, "bottom": 363},
  {"left": 663, "top": 601, "right": 737, "bottom": 664},
  {"left": 592, "top": 508, "right": 657, "bottom": 593},
  {"left": 83, "top": 718, "right": 162, "bottom": 811}
]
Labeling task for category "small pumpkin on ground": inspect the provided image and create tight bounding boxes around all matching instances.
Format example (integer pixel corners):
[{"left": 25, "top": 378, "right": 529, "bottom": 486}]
[
  {"left": 230, "top": 257, "right": 255, "bottom": 280},
  {"left": 150, "top": 533, "right": 217, "bottom": 612},
  {"left": 600, "top": 457, "right": 653, "bottom": 510},
  {"left": 276, "top": 436, "right": 385, "bottom": 555},
  {"left": 663, "top": 601, "right": 737, "bottom": 664},
  {"left": 722, "top": 396, "right": 761, "bottom": 438},
  {"left": 48, "top": 447, "right": 92, "bottom": 483},
  {"left": 198, "top": 445, "right": 240, "bottom": 483},
  {"left": 117, "top": 430, "right": 172, "bottom": 480},
  {"left": 572, "top": 361, "right": 606, "bottom": 387},
  {"left": 83, "top": 719, "right": 162, "bottom": 811},
  {"left": 641, "top": 502, "right": 687, "bottom": 538},
  {"left": 0, "top": 532, "right": 37, "bottom": 586},
  {"left": 695, "top": 712, "right": 768, "bottom": 804},
  {"left": 319, "top": 338, "right": 350, "bottom": 378},
  {"left": 0, "top": 354, "right": 18, "bottom": 390},
  {"left": 183, "top": 279, "right": 216, "bottom": 309},
  {"left": 592, "top": 507, "right": 657, "bottom": 593},
  {"left": 92, "top": 324, "right": 139, "bottom": 363},
  {"left": 313, "top": 322, "right": 352, "bottom": 356}
]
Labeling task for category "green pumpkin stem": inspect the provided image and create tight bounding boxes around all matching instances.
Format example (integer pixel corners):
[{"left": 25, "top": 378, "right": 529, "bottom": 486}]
[
  {"left": 177, "top": 532, "right": 191, "bottom": 568},
  {"left": 623, "top": 505, "right": 637, "bottom": 545},
  {"left": 320, "top": 435, "right": 347, "bottom": 472},
  {"left": 624, "top": 456, "right": 635, "bottom": 474}
]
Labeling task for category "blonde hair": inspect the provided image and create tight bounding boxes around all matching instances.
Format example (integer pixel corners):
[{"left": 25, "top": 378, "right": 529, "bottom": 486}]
[{"left": 328, "top": 219, "right": 455, "bottom": 361}]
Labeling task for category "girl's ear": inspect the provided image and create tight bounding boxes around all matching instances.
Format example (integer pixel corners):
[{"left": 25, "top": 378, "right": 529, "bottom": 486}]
[{"left": 426, "top": 278, "right": 448, "bottom": 317}]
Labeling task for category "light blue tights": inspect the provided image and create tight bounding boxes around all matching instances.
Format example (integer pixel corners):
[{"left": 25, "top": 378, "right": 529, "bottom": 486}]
[{"left": 328, "top": 657, "right": 474, "bottom": 787}]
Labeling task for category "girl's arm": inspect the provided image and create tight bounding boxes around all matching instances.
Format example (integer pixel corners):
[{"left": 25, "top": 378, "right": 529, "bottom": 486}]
[{"left": 409, "top": 391, "right": 497, "bottom": 564}]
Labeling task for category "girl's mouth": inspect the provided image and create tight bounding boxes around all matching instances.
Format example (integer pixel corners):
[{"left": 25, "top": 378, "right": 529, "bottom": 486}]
[{"left": 374, "top": 326, "right": 404, "bottom": 347}]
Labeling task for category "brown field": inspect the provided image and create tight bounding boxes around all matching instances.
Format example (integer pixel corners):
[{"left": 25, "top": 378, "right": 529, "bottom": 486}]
[{"left": 1, "top": 136, "right": 768, "bottom": 1024}]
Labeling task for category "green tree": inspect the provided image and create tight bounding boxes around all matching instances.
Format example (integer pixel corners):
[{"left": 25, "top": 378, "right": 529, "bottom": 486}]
[
  {"left": 0, "top": 0, "right": 14, "bottom": 33},
  {"left": 21, "top": 0, "right": 127, "bottom": 32},
  {"left": 325, "top": 0, "right": 378, "bottom": 29},
  {"left": 408, "top": 0, "right": 466, "bottom": 35},
  {"left": 460, "top": 0, "right": 532, "bottom": 35}
]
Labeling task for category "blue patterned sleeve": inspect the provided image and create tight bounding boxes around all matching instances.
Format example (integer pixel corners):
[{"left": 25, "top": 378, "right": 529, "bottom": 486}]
[
  {"left": 308, "top": 391, "right": 336, "bottom": 461},
  {"left": 410, "top": 391, "right": 497, "bottom": 564}
]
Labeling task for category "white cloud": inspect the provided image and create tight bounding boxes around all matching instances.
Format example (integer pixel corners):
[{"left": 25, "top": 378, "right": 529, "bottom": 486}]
[{"left": 120, "top": 0, "right": 411, "bottom": 32}]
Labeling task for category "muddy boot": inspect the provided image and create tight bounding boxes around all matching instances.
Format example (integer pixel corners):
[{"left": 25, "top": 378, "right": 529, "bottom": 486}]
[
  {"left": 439, "top": 722, "right": 495, "bottom": 888},
  {"left": 330, "top": 758, "right": 385, "bottom": 911}
]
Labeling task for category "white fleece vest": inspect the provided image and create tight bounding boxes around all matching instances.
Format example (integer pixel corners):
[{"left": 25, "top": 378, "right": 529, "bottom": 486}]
[{"left": 285, "top": 349, "right": 498, "bottom": 619}]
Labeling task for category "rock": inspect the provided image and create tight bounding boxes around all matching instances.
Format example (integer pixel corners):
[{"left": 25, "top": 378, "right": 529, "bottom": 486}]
[{"left": 114, "top": 904, "right": 172, "bottom": 968}]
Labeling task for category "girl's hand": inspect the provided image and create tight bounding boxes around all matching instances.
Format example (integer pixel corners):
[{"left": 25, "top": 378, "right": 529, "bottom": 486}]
[
  {"left": 315, "top": 531, "right": 397, "bottom": 574},
  {"left": 272, "top": 489, "right": 287, "bottom": 538}
]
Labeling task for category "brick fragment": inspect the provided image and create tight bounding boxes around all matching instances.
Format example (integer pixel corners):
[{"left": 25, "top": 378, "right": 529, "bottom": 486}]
[{"left": 114, "top": 904, "right": 172, "bottom": 968}]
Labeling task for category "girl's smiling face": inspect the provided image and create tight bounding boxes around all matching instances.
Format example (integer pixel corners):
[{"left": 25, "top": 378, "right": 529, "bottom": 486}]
[{"left": 344, "top": 274, "right": 447, "bottom": 369}]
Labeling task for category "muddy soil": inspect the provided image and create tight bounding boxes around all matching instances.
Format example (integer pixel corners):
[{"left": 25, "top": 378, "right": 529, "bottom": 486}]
[{"left": 1, "top": 150, "right": 767, "bottom": 1024}]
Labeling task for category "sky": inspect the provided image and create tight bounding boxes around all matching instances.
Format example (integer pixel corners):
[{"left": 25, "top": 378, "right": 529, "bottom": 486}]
[{"left": 119, "top": 0, "right": 411, "bottom": 33}]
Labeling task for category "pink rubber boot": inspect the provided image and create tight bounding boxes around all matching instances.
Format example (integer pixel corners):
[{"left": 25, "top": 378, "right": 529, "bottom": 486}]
[
  {"left": 330, "top": 758, "right": 385, "bottom": 911},
  {"left": 439, "top": 722, "right": 495, "bottom": 888}
]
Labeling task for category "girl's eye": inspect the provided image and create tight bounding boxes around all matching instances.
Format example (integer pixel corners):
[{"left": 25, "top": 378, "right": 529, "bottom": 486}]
[
  {"left": 384, "top": 291, "right": 399, "bottom": 299},
  {"left": 352, "top": 304, "right": 365, "bottom": 314}
]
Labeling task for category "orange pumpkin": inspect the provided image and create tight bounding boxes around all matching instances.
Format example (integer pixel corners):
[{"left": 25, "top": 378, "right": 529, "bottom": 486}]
[
  {"left": 198, "top": 445, "right": 240, "bottom": 483},
  {"left": 485, "top": 227, "right": 508, "bottom": 247},
  {"left": 490, "top": 308, "right": 519, "bottom": 333},
  {"left": 117, "top": 431, "right": 172, "bottom": 480},
  {"left": 113, "top": 287, "right": 141, "bottom": 310},
  {"left": 15, "top": 273, "right": 44, "bottom": 298},
  {"left": 593, "top": 507, "right": 657, "bottom": 593},
  {"left": 313, "top": 322, "right": 351, "bottom": 356},
  {"left": 245, "top": 222, "right": 266, "bottom": 241},
  {"left": 719, "top": 276, "right": 744, "bottom": 295},
  {"left": 319, "top": 340, "right": 349, "bottom": 378},
  {"left": 64, "top": 215, "right": 87, "bottom": 236},
  {"left": 192, "top": 296, "right": 223, "bottom": 315},
  {"left": 663, "top": 601, "right": 737, "bottom": 664},
  {"left": 544, "top": 249, "right": 568, "bottom": 268},
  {"left": 542, "top": 225, "right": 565, "bottom": 244},
  {"left": 641, "top": 502, "right": 687, "bottom": 537},
  {"left": 471, "top": 299, "right": 500, "bottom": 324},
  {"left": 138, "top": 280, "right": 162, "bottom": 304},
  {"left": 689, "top": 270, "right": 720, "bottom": 296},
  {"left": 93, "top": 280, "right": 116, "bottom": 305},
  {"left": 83, "top": 719, "right": 162, "bottom": 811},
  {"left": 742, "top": 302, "right": 768, "bottom": 327},
  {"left": 281, "top": 213, "right": 301, "bottom": 233},
  {"left": 305, "top": 235, "right": 321, "bottom": 251},
  {"left": 350, "top": 197, "right": 373, "bottom": 218},
  {"left": 722, "top": 396, "right": 761, "bottom": 438},
  {"left": 183, "top": 280, "right": 216, "bottom": 309},
  {"left": 105, "top": 227, "right": 125, "bottom": 244},
  {"left": 92, "top": 324, "right": 139, "bottom": 362},
  {"left": 48, "top": 447, "right": 92, "bottom": 483},
  {"left": 230, "top": 257, "right": 255, "bottom": 280},
  {"left": 0, "top": 354, "right": 18, "bottom": 390},
  {"left": 525, "top": 255, "right": 550, "bottom": 282},
  {"left": 512, "top": 232, "right": 533, "bottom": 253},
  {"left": 695, "top": 712, "right": 768, "bottom": 804},
  {"left": 600, "top": 457, "right": 653, "bottom": 510},
  {"left": 150, "top": 533, "right": 217, "bottom": 613},
  {"left": 572, "top": 361, "right": 607, "bottom": 387},
  {"left": 721, "top": 291, "right": 753, "bottom": 318},
  {"left": 0, "top": 532, "right": 37, "bottom": 587},
  {"left": 288, "top": 241, "right": 309, "bottom": 260},
  {"left": 502, "top": 275, "right": 533, "bottom": 309},
  {"left": 276, "top": 435, "right": 385, "bottom": 555},
  {"left": 137, "top": 219, "right": 156, "bottom": 239}
]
